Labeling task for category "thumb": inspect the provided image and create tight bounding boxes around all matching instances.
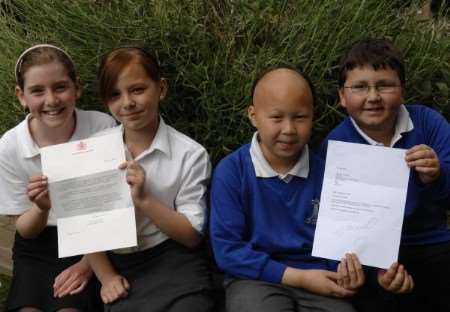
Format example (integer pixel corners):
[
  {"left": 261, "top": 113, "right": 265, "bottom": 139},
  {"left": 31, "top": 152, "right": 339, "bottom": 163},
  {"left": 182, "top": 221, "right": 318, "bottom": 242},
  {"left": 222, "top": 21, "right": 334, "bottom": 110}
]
[
  {"left": 324, "top": 270, "right": 339, "bottom": 282},
  {"left": 122, "top": 277, "right": 130, "bottom": 290}
]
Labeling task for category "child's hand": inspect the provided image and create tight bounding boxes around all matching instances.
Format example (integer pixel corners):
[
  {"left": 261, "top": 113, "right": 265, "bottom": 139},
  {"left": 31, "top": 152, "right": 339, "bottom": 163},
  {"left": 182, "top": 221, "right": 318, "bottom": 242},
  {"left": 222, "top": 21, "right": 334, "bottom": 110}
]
[
  {"left": 53, "top": 260, "right": 92, "bottom": 298},
  {"left": 283, "top": 267, "right": 356, "bottom": 298},
  {"left": 27, "top": 175, "right": 51, "bottom": 211},
  {"left": 119, "top": 161, "right": 147, "bottom": 208},
  {"left": 100, "top": 274, "right": 130, "bottom": 304},
  {"left": 337, "top": 253, "right": 365, "bottom": 290},
  {"left": 405, "top": 144, "right": 440, "bottom": 184},
  {"left": 377, "top": 262, "right": 414, "bottom": 294}
]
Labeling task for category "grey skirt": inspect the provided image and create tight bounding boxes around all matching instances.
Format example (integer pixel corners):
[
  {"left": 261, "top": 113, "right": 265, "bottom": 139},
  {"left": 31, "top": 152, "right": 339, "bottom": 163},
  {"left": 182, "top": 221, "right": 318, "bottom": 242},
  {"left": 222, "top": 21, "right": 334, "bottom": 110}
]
[{"left": 105, "top": 239, "right": 214, "bottom": 312}]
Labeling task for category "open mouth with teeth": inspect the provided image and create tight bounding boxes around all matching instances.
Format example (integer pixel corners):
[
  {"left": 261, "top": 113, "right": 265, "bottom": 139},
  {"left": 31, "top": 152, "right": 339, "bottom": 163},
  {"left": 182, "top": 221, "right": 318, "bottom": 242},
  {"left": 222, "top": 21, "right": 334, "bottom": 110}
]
[{"left": 43, "top": 107, "right": 65, "bottom": 116}]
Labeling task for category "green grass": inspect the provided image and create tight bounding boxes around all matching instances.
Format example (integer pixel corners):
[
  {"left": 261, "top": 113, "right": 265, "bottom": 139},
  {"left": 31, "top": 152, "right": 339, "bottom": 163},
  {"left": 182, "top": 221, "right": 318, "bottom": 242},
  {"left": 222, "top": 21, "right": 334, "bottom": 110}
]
[{"left": 0, "top": 0, "right": 448, "bottom": 163}]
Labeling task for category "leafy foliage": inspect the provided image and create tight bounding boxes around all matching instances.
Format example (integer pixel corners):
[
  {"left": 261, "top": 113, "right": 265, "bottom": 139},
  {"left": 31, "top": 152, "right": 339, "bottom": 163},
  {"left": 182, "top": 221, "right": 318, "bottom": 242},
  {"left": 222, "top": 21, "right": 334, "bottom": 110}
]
[{"left": 0, "top": 0, "right": 448, "bottom": 163}]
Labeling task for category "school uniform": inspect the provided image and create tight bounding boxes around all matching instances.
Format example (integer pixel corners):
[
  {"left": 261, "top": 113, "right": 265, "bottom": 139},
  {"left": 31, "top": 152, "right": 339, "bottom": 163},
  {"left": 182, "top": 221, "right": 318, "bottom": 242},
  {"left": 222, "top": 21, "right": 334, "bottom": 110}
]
[
  {"left": 100, "top": 118, "right": 214, "bottom": 312},
  {"left": 0, "top": 108, "right": 116, "bottom": 311},
  {"left": 321, "top": 104, "right": 450, "bottom": 312},
  {"left": 210, "top": 133, "right": 356, "bottom": 312}
]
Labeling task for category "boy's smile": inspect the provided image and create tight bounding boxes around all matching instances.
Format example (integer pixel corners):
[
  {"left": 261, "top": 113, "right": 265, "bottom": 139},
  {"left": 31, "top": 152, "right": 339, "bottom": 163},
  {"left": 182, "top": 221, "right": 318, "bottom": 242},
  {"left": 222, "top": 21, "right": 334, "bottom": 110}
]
[
  {"left": 339, "top": 66, "right": 403, "bottom": 143},
  {"left": 249, "top": 68, "right": 313, "bottom": 174}
]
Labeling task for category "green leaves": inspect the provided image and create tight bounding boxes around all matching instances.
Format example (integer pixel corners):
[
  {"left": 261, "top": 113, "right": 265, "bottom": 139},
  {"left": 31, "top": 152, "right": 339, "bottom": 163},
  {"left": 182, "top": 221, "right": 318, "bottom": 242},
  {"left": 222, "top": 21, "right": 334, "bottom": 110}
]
[{"left": 0, "top": 0, "right": 448, "bottom": 163}]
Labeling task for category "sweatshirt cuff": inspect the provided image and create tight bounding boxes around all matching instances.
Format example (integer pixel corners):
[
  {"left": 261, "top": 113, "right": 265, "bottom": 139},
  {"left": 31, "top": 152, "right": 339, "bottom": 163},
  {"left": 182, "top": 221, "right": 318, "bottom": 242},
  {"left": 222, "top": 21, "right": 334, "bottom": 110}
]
[{"left": 260, "top": 260, "right": 286, "bottom": 284}]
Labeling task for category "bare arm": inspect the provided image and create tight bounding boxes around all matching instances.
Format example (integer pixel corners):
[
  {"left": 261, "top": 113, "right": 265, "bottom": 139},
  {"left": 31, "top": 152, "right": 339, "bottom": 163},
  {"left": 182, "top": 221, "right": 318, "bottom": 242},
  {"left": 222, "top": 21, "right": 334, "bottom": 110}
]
[
  {"left": 15, "top": 175, "right": 50, "bottom": 238},
  {"left": 86, "top": 252, "right": 129, "bottom": 304},
  {"left": 122, "top": 161, "right": 202, "bottom": 248},
  {"left": 282, "top": 267, "right": 356, "bottom": 298}
]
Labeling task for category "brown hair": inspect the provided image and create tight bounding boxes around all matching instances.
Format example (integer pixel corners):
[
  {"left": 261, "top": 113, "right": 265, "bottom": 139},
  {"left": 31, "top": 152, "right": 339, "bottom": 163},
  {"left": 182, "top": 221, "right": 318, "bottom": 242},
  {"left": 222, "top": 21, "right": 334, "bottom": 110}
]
[
  {"left": 338, "top": 38, "right": 405, "bottom": 88},
  {"left": 15, "top": 45, "right": 77, "bottom": 89},
  {"left": 97, "top": 47, "right": 161, "bottom": 103}
]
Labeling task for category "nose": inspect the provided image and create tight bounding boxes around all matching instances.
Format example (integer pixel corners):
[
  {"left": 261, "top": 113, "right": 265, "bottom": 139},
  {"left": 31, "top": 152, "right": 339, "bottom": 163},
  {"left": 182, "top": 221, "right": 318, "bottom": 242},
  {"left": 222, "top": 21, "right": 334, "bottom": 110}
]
[
  {"left": 44, "top": 91, "right": 58, "bottom": 106},
  {"left": 123, "top": 94, "right": 136, "bottom": 110},
  {"left": 367, "top": 86, "right": 381, "bottom": 101},
  {"left": 281, "top": 119, "right": 296, "bottom": 134}
]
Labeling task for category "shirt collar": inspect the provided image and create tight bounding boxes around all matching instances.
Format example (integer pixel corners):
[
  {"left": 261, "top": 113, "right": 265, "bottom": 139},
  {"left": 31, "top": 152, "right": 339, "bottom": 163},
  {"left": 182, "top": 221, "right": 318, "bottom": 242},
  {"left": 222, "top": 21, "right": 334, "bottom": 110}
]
[
  {"left": 122, "top": 116, "right": 171, "bottom": 160},
  {"left": 350, "top": 105, "right": 414, "bottom": 147},
  {"left": 19, "top": 108, "right": 84, "bottom": 158},
  {"left": 249, "top": 132, "right": 309, "bottom": 183}
]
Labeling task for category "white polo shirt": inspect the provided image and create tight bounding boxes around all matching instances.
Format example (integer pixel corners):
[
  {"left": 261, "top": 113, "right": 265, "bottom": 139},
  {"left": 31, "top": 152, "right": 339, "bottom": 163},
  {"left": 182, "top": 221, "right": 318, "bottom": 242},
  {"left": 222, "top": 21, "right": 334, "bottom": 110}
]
[
  {"left": 98, "top": 118, "right": 211, "bottom": 253},
  {"left": 0, "top": 109, "right": 116, "bottom": 225},
  {"left": 249, "top": 132, "right": 310, "bottom": 183}
]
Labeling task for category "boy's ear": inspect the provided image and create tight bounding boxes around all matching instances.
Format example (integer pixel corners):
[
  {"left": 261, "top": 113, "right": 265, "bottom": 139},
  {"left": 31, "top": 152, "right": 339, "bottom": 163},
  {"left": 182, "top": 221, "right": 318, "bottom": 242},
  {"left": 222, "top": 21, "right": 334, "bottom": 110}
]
[
  {"left": 248, "top": 105, "right": 257, "bottom": 128},
  {"left": 15, "top": 86, "right": 27, "bottom": 109},
  {"left": 159, "top": 78, "right": 169, "bottom": 101},
  {"left": 338, "top": 88, "right": 347, "bottom": 108},
  {"left": 75, "top": 76, "right": 82, "bottom": 100}
]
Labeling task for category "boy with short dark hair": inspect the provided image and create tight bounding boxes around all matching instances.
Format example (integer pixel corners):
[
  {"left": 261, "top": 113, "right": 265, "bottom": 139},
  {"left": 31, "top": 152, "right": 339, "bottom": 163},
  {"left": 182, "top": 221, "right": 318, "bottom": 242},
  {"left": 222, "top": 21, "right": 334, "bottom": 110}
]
[
  {"left": 210, "top": 67, "right": 364, "bottom": 312},
  {"left": 322, "top": 38, "right": 450, "bottom": 312}
]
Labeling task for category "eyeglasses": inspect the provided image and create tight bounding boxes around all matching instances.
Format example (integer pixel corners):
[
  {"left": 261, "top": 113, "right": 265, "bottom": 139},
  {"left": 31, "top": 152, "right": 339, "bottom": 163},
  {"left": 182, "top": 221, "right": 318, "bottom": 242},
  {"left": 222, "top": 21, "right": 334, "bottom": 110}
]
[{"left": 344, "top": 83, "right": 401, "bottom": 94}]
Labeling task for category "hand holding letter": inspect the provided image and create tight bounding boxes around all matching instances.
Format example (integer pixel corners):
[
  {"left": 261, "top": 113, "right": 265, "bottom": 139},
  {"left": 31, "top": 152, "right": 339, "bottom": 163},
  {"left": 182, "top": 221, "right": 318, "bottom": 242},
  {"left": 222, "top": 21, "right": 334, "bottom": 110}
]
[
  {"left": 27, "top": 175, "right": 51, "bottom": 211},
  {"left": 337, "top": 253, "right": 365, "bottom": 291},
  {"left": 120, "top": 160, "right": 147, "bottom": 209},
  {"left": 405, "top": 144, "right": 440, "bottom": 184},
  {"left": 377, "top": 262, "right": 414, "bottom": 294}
]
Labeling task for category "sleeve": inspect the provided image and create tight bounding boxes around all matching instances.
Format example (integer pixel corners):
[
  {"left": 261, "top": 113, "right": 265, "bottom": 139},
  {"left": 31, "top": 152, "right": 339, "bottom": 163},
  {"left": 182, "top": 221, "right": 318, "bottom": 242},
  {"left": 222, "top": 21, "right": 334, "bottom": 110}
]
[
  {"left": 209, "top": 159, "right": 286, "bottom": 284},
  {"left": 0, "top": 142, "right": 31, "bottom": 215},
  {"left": 422, "top": 108, "right": 450, "bottom": 200},
  {"left": 93, "top": 111, "right": 117, "bottom": 131},
  {"left": 175, "top": 146, "right": 211, "bottom": 234}
]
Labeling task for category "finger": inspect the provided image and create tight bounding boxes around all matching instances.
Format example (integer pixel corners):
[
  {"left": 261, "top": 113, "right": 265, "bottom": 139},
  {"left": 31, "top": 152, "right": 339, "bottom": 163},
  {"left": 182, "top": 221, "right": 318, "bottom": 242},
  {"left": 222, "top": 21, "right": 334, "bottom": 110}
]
[
  {"left": 337, "top": 263, "right": 344, "bottom": 287},
  {"left": 34, "top": 189, "right": 49, "bottom": 201},
  {"left": 382, "top": 262, "right": 398, "bottom": 284},
  {"left": 350, "top": 253, "right": 365, "bottom": 286},
  {"left": 28, "top": 175, "right": 47, "bottom": 183},
  {"left": 398, "top": 271, "right": 412, "bottom": 294},
  {"left": 408, "top": 275, "right": 414, "bottom": 292},
  {"left": 330, "top": 284, "right": 356, "bottom": 298},
  {"left": 101, "top": 293, "right": 109, "bottom": 304},
  {"left": 118, "top": 161, "right": 129, "bottom": 170},
  {"left": 407, "top": 156, "right": 438, "bottom": 168},
  {"left": 55, "top": 275, "right": 78, "bottom": 297},
  {"left": 27, "top": 186, "right": 47, "bottom": 199},
  {"left": 413, "top": 166, "right": 439, "bottom": 175},
  {"left": 58, "top": 278, "right": 83, "bottom": 297},
  {"left": 27, "top": 179, "right": 47, "bottom": 191},
  {"left": 53, "top": 271, "right": 72, "bottom": 295},
  {"left": 389, "top": 265, "right": 405, "bottom": 292},
  {"left": 345, "top": 254, "right": 358, "bottom": 287},
  {"left": 340, "top": 258, "right": 350, "bottom": 289},
  {"left": 69, "top": 280, "right": 87, "bottom": 295},
  {"left": 325, "top": 270, "right": 339, "bottom": 282},
  {"left": 113, "top": 282, "right": 126, "bottom": 298},
  {"left": 405, "top": 144, "right": 430, "bottom": 156},
  {"left": 122, "top": 277, "right": 130, "bottom": 290}
]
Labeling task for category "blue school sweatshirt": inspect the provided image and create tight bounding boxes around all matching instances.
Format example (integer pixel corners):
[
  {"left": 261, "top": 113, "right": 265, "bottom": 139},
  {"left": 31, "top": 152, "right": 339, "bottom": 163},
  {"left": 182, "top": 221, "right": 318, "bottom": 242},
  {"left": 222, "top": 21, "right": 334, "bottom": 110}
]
[
  {"left": 209, "top": 144, "right": 335, "bottom": 284},
  {"left": 320, "top": 104, "right": 450, "bottom": 246}
]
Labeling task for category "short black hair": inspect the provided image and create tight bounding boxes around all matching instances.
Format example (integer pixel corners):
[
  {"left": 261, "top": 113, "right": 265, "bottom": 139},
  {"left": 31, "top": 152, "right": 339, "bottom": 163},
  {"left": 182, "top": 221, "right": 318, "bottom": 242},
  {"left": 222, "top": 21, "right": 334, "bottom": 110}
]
[
  {"left": 251, "top": 65, "right": 316, "bottom": 106},
  {"left": 338, "top": 38, "right": 405, "bottom": 88}
]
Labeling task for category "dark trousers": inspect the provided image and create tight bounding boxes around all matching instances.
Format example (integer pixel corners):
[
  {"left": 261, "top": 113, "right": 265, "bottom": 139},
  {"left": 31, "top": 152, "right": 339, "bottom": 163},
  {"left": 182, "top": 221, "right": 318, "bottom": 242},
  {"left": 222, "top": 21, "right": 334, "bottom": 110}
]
[{"left": 352, "top": 240, "right": 450, "bottom": 312}]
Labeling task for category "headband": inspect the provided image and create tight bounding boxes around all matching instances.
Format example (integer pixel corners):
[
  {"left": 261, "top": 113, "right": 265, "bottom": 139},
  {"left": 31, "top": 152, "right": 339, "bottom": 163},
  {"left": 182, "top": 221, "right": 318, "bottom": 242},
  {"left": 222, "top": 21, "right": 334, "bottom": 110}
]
[{"left": 14, "top": 44, "right": 74, "bottom": 83}]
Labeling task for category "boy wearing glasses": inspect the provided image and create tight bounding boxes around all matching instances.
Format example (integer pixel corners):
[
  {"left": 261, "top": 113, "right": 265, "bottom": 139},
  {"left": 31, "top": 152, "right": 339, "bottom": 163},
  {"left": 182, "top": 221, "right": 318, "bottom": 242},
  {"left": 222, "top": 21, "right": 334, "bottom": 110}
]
[{"left": 321, "top": 39, "right": 450, "bottom": 312}]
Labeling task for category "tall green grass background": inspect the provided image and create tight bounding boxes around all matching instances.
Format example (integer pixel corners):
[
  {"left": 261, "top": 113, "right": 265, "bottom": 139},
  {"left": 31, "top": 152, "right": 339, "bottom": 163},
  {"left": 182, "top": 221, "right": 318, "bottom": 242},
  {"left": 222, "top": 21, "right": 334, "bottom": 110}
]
[{"left": 0, "top": 0, "right": 448, "bottom": 163}]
